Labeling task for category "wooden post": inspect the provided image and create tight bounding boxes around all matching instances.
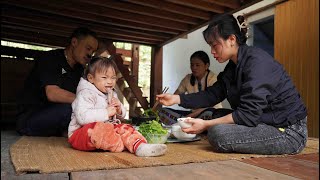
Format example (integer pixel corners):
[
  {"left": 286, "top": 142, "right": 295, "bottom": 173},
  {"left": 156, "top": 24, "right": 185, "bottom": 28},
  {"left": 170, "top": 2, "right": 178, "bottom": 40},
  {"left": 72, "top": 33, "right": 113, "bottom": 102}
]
[
  {"left": 131, "top": 44, "right": 139, "bottom": 84},
  {"left": 150, "top": 46, "right": 163, "bottom": 107}
]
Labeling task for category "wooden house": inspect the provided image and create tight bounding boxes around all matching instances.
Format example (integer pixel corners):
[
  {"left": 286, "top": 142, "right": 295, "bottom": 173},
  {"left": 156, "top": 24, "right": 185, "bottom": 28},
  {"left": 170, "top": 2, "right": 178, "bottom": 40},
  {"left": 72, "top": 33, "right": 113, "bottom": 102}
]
[{"left": 1, "top": 0, "right": 318, "bottom": 138}]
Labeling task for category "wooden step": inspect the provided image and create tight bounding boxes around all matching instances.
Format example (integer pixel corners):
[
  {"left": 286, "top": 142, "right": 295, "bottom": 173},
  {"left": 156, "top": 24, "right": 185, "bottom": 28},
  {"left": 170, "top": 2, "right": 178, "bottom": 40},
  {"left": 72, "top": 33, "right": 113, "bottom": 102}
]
[
  {"left": 134, "top": 108, "right": 143, "bottom": 116},
  {"left": 122, "top": 88, "right": 132, "bottom": 99},
  {"left": 116, "top": 79, "right": 126, "bottom": 91},
  {"left": 106, "top": 42, "right": 149, "bottom": 109},
  {"left": 123, "top": 60, "right": 131, "bottom": 66}
]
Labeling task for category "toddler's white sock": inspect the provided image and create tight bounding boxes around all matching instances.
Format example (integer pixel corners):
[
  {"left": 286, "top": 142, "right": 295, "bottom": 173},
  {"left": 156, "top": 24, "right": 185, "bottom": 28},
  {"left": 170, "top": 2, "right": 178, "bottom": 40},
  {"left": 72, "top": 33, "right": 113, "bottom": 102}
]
[{"left": 135, "top": 143, "right": 167, "bottom": 157}]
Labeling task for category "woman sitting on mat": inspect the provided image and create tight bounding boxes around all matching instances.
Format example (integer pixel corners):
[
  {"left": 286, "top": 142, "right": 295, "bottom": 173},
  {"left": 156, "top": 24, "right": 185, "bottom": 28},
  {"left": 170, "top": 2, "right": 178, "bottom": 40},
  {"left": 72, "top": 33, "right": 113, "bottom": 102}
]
[{"left": 156, "top": 14, "right": 307, "bottom": 155}]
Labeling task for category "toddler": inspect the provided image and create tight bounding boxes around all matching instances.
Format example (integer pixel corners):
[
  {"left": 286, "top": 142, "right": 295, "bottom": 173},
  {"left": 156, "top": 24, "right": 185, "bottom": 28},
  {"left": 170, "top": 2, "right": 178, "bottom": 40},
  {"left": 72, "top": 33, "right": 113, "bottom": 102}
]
[{"left": 68, "top": 56, "right": 167, "bottom": 157}]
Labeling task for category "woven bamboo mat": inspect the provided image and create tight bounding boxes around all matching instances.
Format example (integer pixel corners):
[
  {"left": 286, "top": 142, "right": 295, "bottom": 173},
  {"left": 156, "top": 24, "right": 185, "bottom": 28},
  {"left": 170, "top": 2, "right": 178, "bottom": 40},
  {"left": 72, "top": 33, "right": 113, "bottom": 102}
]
[{"left": 10, "top": 136, "right": 319, "bottom": 174}]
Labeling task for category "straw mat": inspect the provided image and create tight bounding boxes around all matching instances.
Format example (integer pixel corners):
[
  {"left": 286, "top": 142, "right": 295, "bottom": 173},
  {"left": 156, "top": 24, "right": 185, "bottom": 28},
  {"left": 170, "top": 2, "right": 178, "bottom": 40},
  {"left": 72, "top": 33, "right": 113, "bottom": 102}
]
[{"left": 10, "top": 136, "right": 319, "bottom": 174}]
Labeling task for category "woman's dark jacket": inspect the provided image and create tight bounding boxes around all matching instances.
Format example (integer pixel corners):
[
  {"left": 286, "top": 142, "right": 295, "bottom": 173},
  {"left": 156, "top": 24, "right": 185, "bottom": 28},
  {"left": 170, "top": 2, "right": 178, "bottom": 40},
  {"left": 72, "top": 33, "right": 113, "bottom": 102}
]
[{"left": 179, "top": 45, "right": 307, "bottom": 127}]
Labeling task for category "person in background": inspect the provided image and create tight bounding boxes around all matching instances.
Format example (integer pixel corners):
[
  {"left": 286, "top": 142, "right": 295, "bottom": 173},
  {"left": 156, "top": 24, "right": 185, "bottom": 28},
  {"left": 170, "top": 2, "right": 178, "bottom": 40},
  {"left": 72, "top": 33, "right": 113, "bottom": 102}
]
[
  {"left": 173, "top": 50, "right": 223, "bottom": 118},
  {"left": 16, "top": 27, "right": 99, "bottom": 137},
  {"left": 157, "top": 14, "right": 307, "bottom": 155},
  {"left": 158, "top": 51, "right": 224, "bottom": 125},
  {"left": 68, "top": 56, "right": 167, "bottom": 157}
]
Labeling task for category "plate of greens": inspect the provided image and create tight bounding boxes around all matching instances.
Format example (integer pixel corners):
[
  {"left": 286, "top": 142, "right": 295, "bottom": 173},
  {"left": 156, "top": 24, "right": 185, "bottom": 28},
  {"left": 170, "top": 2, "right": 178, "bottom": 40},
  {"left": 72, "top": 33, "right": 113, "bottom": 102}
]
[{"left": 137, "top": 120, "right": 169, "bottom": 144}]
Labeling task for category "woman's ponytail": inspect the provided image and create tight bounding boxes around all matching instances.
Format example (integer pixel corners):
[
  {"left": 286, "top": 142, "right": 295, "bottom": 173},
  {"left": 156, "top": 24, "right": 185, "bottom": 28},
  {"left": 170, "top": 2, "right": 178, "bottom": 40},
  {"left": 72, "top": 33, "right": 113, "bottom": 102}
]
[{"left": 236, "top": 15, "right": 248, "bottom": 45}]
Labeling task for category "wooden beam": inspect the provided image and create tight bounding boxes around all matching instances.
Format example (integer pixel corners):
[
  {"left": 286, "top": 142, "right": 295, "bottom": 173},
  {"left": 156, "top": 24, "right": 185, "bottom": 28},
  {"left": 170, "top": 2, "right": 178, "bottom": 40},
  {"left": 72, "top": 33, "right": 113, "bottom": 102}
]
[
  {"left": 243, "top": 0, "right": 288, "bottom": 18},
  {"left": 150, "top": 46, "right": 163, "bottom": 106},
  {"left": 78, "top": 0, "right": 199, "bottom": 25},
  {"left": 2, "top": 24, "right": 161, "bottom": 46},
  {"left": 131, "top": 44, "right": 140, "bottom": 84},
  {"left": 1, "top": 31, "right": 67, "bottom": 47},
  {"left": 116, "top": 49, "right": 133, "bottom": 58},
  {"left": 159, "top": 0, "right": 264, "bottom": 46},
  {"left": 2, "top": 0, "right": 190, "bottom": 31},
  {"left": 2, "top": 11, "right": 174, "bottom": 39},
  {"left": 1, "top": 3, "right": 181, "bottom": 35},
  {"left": 166, "top": 0, "right": 226, "bottom": 13},
  {"left": 201, "top": 0, "right": 240, "bottom": 9},
  {"left": 124, "top": 0, "right": 211, "bottom": 20}
]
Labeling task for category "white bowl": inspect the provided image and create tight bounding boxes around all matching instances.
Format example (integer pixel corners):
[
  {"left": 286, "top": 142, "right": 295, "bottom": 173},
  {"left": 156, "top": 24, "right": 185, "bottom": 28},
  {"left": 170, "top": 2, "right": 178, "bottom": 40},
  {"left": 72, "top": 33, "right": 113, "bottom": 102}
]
[
  {"left": 177, "top": 117, "right": 192, "bottom": 128},
  {"left": 171, "top": 125, "right": 196, "bottom": 140}
]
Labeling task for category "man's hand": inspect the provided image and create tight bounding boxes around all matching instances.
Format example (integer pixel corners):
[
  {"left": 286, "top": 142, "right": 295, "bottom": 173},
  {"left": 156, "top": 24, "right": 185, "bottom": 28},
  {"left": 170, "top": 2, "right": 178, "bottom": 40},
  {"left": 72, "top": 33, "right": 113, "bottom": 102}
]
[{"left": 45, "top": 85, "right": 76, "bottom": 103}]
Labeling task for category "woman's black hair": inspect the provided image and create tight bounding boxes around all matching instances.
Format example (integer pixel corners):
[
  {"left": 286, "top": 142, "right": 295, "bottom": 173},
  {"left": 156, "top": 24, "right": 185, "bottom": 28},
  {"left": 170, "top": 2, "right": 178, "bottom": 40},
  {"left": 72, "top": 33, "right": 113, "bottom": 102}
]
[
  {"left": 203, "top": 14, "right": 247, "bottom": 45},
  {"left": 84, "top": 55, "right": 118, "bottom": 79},
  {"left": 189, "top": 51, "right": 211, "bottom": 90}
]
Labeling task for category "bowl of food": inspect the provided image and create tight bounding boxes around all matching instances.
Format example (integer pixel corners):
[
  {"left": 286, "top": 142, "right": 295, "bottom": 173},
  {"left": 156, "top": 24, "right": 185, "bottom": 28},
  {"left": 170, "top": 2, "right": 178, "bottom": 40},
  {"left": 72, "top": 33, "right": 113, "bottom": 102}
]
[
  {"left": 177, "top": 117, "right": 192, "bottom": 128},
  {"left": 171, "top": 124, "right": 196, "bottom": 140},
  {"left": 138, "top": 120, "right": 169, "bottom": 144},
  {"left": 143, "top": 132, "right": 170, "bottom": 144}
]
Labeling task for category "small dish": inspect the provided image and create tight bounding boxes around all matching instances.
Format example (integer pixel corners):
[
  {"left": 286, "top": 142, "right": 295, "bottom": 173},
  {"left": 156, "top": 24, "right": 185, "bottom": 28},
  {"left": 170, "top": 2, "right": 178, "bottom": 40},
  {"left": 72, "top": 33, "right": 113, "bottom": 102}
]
[
  {"left": 171, "top": 124, "right": 196, "bottom": 140},
  {"left": 177, "top": 117, "right": 192, "bottom": 128}
]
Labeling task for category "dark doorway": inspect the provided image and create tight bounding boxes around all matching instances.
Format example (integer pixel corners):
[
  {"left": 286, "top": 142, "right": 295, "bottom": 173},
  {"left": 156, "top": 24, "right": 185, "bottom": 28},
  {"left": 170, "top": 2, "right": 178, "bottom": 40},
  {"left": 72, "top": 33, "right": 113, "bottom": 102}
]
[{"left": 252, "top": 16, "right": 274, "bottom": 57}]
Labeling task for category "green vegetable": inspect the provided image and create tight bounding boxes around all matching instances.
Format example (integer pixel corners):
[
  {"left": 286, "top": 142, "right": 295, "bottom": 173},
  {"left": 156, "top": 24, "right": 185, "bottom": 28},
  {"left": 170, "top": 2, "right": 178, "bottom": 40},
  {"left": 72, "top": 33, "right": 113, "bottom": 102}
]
[
  {"left": 142, "top": 108, "right": 157, "bottom": 117},
  {"left": 138, "top": 120, "right": 167, "bottom": 135},
  {"left": 138, "top": 120, "right": 168, "bottom": 144}
]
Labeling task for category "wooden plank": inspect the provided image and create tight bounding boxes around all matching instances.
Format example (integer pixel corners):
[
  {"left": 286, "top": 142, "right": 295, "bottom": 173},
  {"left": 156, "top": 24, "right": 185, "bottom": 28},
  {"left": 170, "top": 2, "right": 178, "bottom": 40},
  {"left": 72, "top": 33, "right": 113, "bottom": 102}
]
[
  {"left": 124, "top": 0, "right": 211, "bottom": 19},
  {"left": 167, "top": 0, "right": 225, "bottom": 13},
  {"left": 240, "top": 154, "right": 319, "bottom": 180},
  {"left": 71, "top": 160, "right": 299, "bottom": 180},
  {"left": 2, "top": 9, "right": 175, "bottom": 38},
  {"left": 131, "top": 44, "right": 140, "bottom": 84},
  {"left": 3, "top": 0, "right": 189, "bottom": 31},
  {"left": 150, "top": 46, "right": 163, "bottom": 107},
  {"left": 80, "top": 0, "right": 199, "bottom": 24},
  {"left": 275, "top": 0, "right": 319, "bottom": 138},
  {"left": 201, "top": 0, "right": 240, "bottom": 9},
  {"left": 1, "top": 130, "right": 69, "bottom": 179},
  {"left": 289, "top": 153, "right": 319, "bottom": 163},
  {"left": 116, "top": 48, "right": 132, "bottom": 57}
]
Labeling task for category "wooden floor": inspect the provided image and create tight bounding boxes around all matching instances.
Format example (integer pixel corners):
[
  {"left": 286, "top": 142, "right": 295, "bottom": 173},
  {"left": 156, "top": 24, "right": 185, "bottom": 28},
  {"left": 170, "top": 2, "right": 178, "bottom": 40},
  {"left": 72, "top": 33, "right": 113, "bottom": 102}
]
[{"left": 1, "top": 129, "right": 319, "bottom": 180}]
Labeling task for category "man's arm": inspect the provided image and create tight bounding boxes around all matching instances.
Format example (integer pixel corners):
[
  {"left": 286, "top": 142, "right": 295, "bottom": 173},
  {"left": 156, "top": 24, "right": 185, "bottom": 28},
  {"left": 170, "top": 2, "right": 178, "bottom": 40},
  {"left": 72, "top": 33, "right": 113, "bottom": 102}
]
[{"left": 45, "top": 85, "right": 76, "bottom": 103}]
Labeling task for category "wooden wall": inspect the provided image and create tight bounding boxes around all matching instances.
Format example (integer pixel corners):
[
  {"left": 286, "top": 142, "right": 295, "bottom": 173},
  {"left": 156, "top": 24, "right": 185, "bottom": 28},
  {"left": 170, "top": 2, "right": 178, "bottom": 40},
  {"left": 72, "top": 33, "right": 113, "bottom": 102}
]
[{"left": 274, "top": 0, "right": 319, "bottom": 137}]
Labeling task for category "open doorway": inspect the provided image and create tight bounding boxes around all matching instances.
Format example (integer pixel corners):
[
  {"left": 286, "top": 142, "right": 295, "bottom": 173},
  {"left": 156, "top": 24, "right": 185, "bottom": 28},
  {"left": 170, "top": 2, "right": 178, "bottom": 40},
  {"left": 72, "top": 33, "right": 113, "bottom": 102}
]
[{"left": 248, "top": 16, "right": 274, "bottom": 57}]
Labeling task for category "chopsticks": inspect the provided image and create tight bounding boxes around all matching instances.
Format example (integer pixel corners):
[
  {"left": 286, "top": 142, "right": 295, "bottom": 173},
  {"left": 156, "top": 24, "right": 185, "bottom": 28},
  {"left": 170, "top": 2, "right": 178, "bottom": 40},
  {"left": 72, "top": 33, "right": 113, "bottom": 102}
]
[{"left": 151, "top": 86, "right": 169, "bottom": 112}]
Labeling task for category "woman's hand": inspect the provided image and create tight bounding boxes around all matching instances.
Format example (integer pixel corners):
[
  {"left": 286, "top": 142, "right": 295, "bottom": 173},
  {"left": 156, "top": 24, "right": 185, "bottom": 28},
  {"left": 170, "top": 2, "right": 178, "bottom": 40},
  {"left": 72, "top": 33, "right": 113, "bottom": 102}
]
[
  {"left": 156, "top": 93, "right": 180, "bottom": 106},
  {"left": 182, "top": 118, "right": 208, "bottom": 134},
  {"left": 182, "top": 114, "right": 235, "bottom": 134}
]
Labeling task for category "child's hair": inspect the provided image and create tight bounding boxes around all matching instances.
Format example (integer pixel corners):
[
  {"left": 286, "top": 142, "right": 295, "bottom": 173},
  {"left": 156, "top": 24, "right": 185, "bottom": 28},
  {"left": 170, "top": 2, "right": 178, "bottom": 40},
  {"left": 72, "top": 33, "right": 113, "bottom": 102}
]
[
  {"left": 203, "top": 14, "right": 247, "bottom": 45},
  {"left": 84, "top": 56, "right": 118, "bottom": 79}
]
